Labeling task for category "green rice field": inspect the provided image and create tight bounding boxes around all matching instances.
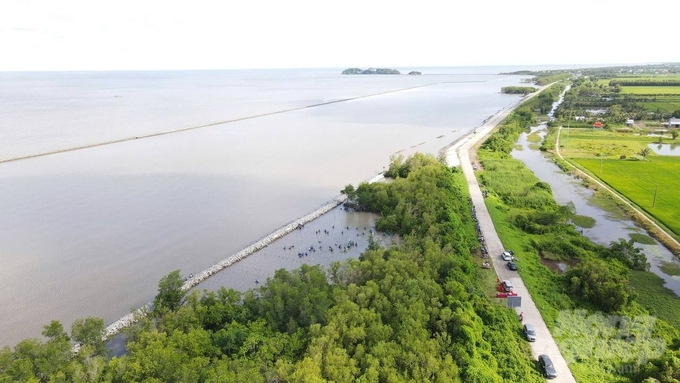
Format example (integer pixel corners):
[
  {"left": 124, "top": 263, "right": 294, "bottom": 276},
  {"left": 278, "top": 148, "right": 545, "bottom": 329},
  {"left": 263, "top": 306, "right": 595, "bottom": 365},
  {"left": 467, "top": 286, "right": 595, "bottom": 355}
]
[
  {"left": 574, "top": 156, "right": 680, "bottom": 236},
  {"left": 640, "top": 99, "right": 680, "bottom": 112},
  {"left": 620, "top": 86, "right": 680, "bottom": 95},
  {"left": 560, "top": 129, "right": 654, "bottom": 158}
]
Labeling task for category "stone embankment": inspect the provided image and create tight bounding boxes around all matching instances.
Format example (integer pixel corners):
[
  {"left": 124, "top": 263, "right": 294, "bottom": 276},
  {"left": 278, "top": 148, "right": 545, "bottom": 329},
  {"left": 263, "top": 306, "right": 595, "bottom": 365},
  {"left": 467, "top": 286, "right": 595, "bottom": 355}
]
[
  {"left": 100, "top": 195, "right": 347, "bottom": 340},
  {"left": 77, "top": 173, "right": 386, "bottom": 351}
]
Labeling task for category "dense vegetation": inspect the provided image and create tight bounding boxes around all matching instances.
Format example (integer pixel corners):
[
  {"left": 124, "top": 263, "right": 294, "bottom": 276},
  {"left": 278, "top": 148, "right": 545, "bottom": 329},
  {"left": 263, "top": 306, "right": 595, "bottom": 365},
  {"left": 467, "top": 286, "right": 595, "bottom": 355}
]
[
  {"left": 552, "top": 76, "right": 680, "bottom": 121},
  {"left": 476, "top": 82, "right": 680, "bottom": 382},
  {"left": 539, "top": 71, "right": 680, "bottom": 241},
  {"left": 507, "top": 63, "right": 680, "bottom": 84},
  {"left": 609, "top": 79, "right": 680, "bottom": 87},
  {"left": 341, "top": 68, "right": 400, "bottom": 74},
  {"left": 0, "top": 154, "right": 549, "bottom": 382},
  {"left": 501, "top": 86, "right": 536, "bottom": 95}
]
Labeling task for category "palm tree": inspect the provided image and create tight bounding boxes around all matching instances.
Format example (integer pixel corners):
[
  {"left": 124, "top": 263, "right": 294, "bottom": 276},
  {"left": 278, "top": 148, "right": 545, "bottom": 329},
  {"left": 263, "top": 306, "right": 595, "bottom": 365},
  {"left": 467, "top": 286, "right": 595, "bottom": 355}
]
[{"left": 638, "top": 148, "right": 651, "bottom": 161}]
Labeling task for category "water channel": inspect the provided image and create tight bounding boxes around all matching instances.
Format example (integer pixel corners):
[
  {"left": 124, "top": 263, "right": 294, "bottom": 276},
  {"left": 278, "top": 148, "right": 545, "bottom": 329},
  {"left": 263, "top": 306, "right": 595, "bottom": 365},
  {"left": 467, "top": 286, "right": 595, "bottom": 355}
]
[{"left": 512, "top": 125, "right": 680, "bottom": 295}]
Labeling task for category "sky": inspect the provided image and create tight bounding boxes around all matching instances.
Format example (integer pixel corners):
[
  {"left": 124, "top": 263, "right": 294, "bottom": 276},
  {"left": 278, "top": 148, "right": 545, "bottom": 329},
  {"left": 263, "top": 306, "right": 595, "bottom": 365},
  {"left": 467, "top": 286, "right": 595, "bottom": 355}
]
[{"left": 1, "top": 0, "right": 675, "bottom": 71}]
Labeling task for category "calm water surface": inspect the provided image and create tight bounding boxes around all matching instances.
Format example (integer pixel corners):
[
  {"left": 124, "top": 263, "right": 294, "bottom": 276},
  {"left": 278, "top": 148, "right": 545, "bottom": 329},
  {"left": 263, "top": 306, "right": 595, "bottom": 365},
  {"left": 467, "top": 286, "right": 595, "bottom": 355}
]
[
  {"left": 0, "top": 68, "right": 527, "bottom": 345},
  {"left": 648, "top": 143, "right": 680, "bottom": 156}
]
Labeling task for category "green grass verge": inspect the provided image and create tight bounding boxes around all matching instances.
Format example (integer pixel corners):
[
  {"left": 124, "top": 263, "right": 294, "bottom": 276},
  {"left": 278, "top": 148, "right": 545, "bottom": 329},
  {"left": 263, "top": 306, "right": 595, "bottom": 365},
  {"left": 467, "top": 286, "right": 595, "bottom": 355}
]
[
  {"left": 659, "top": 261, "right": 680, "bottom": 277},
  {"left": 587, "top": 192, "right": 624, "bottom": 219},
  {"left": 527, "top": 132, "right": 542, "bottom": 143},
  {"left": 482, "top": 195, "right": 569, "bottom": 328},
  {"left": 572, "top": 215, "right": 596, "bottom": 228},
  {"left": 629, "top": 233, "right": 656, "bottom": 245}
]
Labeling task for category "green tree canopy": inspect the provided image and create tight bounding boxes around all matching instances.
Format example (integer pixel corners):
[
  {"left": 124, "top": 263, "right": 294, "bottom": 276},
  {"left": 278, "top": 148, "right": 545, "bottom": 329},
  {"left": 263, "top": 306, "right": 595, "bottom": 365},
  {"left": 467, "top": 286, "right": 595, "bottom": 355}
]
[
  {"left": 154, "top": 269, "right": 186, "bottom": 314},
  {"left": 71, "top": 317, "right": 107, "bottom": 357},
  {"left": 606, "top": 238, "right": 650, "bottom": 271},
  {"left": 566, "top": 259, "right": 631, "bottom": 312}
]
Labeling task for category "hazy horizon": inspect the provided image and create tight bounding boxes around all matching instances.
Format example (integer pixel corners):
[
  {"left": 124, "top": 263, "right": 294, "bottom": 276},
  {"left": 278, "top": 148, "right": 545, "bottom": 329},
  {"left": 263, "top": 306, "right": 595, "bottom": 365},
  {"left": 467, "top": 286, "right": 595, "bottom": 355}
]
[{"left": 0, "top": 62, "right": 670, "bottom": 74}]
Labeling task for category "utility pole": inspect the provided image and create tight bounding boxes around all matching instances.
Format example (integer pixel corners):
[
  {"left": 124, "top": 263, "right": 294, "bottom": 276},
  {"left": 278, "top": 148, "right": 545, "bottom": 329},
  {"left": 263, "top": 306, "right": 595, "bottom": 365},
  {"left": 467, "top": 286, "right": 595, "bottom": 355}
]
[
  {"left": 652, "top": 184, "right": 658, "bottom": 208},
  {"left": 600, "top": 157, "right": 603, "bottom": 174},
  {"left": 566, "top": 110, "right": 572, "bottom": 148}
]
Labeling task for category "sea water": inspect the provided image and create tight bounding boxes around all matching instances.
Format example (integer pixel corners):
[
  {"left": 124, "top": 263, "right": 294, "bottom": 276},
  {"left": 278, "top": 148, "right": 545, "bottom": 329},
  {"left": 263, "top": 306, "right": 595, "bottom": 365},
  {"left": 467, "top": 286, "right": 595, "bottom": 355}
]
[{"left": 0, "top": 67, "right": 529, "bottom": 345}]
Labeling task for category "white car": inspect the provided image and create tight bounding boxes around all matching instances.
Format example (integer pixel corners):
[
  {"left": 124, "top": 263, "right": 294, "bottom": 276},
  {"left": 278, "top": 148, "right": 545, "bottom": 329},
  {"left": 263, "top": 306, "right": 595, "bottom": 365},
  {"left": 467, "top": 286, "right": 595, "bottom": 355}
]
[{"left": 501, "top": 251, "right": 513, "bottom": 261}]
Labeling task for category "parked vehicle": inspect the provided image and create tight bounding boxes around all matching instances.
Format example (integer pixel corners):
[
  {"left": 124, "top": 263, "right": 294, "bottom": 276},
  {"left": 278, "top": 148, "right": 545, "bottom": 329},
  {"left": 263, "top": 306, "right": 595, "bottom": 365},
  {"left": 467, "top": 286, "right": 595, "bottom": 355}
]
[
  {"left": 501, "top": 280, "right": 513, "bottom": 292},
  {"left": 524, "top": 324, "right": 536, "bottom": 342},
  {"left": 501, "top": 251, "right": 513, "bottom": 261},
  {"left": 538, "top": 354, "right": 557, "bottom": 379},
  {"left": 507, "top": 261, "right": 518, "bottom": 270}
]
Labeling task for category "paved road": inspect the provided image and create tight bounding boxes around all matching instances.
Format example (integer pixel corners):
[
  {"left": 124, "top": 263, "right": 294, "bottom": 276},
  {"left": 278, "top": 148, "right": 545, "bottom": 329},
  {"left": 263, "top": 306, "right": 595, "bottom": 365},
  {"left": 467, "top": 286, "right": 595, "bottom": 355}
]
[{"left": 446, "top": 91, "right": 578, "bottom": 382}]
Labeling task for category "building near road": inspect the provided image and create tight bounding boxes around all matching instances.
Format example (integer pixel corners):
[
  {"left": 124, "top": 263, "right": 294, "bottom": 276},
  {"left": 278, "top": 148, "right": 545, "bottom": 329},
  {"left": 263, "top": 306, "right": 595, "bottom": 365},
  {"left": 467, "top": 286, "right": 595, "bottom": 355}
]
[{"left": 669, "top": 118, "right": 680, "bottom": 128}]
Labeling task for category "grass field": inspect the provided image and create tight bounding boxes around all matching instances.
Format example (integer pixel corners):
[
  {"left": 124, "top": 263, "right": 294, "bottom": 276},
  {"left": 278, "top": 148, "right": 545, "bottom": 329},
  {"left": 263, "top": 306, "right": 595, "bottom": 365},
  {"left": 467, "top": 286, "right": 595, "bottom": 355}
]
[
  {"left": 559, "top": 129, "right": 680, "bottom": 237},
  {"left": 560, "top": 128, "right": 658, "bottom": 158},
  {"left": 590, "top": 77, "right": 680, "bottom": 111},
  {"left": 629, "top": 233, "right": 656, "bottom": 245},
  {"left": 574, "top": 156, "right": 680, "bottom": 236},
  {"left": 639, "top": 99, "right": 680, "bottom": 112},
  {"left": 620, "top": 86, "right": 680, "bottom": 95}
]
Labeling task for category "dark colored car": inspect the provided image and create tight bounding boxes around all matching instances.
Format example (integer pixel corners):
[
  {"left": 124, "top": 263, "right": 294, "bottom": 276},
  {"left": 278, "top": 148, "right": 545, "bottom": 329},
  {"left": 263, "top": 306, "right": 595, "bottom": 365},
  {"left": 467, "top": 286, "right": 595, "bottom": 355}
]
[
  {"left": 507, "top": 261, "right": 518, "bottom": 271},
  {"left": 538, "top": 354, "right": 557, "bottom": 379}
]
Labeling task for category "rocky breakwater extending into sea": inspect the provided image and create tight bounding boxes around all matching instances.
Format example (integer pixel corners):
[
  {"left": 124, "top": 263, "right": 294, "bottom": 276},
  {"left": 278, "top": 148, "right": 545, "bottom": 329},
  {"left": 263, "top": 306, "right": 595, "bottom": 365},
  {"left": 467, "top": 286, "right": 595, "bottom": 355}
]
[{"left": 73, "top": 174, "right": 386, "bottom": 352}]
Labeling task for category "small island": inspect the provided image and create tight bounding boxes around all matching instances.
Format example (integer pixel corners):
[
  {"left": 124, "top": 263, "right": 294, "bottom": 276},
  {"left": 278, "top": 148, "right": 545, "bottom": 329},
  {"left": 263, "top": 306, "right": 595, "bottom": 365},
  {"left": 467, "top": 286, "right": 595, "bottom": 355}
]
[
  {"left": 408, "top": 71, "right": 422, "bottom": 75},
  {"left": 342, "top": 68, "right": 400, "bottom": 75}
]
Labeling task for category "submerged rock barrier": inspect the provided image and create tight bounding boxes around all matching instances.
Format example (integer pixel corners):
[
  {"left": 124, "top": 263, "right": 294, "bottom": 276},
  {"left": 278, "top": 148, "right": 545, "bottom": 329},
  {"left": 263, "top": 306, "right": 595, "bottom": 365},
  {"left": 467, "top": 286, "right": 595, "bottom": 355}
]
[
  {"left": 91, "top": 173, "right": 387, "bottom": 349},
  {"left": 95, "top": 173, "right": 385, "bottom": 344},
  {"left": 98, "top": 194, "right": 347, "bottom": 341}
]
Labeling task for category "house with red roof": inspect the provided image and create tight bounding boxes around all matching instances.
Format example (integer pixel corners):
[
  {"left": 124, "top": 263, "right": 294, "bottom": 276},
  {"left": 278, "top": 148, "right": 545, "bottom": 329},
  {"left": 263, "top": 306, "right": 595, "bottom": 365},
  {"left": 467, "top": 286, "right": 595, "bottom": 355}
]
[{"left": 593, "top": 121, "right": 604, "bottom": 128}]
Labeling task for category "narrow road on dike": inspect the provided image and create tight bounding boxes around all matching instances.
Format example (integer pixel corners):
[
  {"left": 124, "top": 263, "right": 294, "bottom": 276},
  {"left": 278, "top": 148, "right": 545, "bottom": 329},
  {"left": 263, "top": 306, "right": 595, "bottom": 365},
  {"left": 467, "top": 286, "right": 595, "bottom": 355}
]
[{"left": 446, "top": 88, "right": 578, "bottom": 382}]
